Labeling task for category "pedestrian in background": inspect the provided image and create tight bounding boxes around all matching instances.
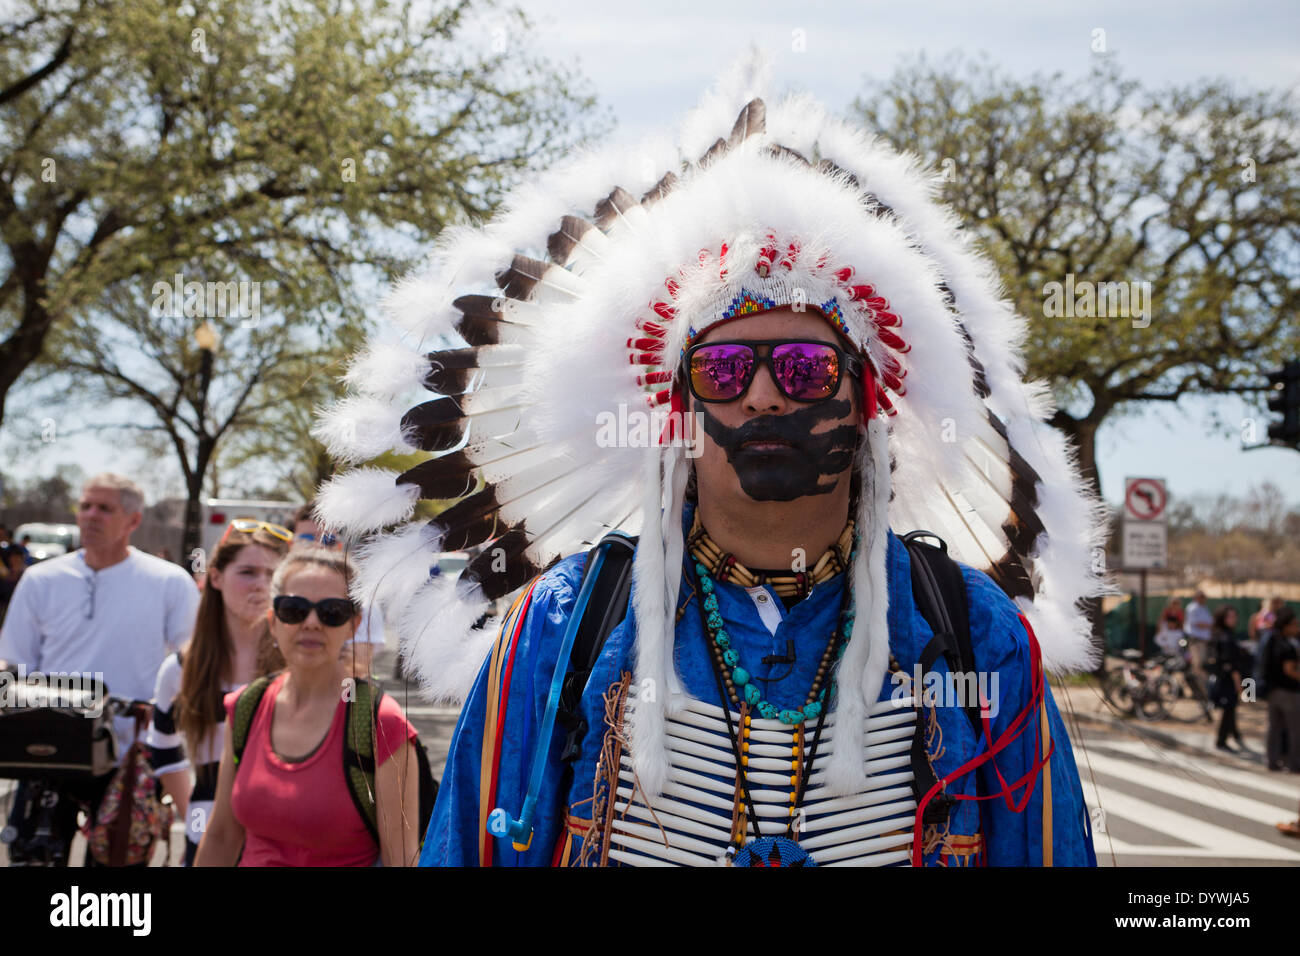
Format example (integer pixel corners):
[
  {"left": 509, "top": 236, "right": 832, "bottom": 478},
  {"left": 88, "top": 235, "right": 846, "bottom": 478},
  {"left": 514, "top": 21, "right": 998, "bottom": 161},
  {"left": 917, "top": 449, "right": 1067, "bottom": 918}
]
[
  {"left": 1210, "top": 605, "right": 1249, "bottom": 753},
  {"left": 1265, "top": 607, "right": 1300, "bottom": 772},
  {"left": 1184, "top": 590, "right": 1214, "bottom": 691},
  {"left": 1155, "top": 603, "right": 1186, "bottom": 657},
  {"left": 290, "top": 501, "right": 383, "bottom": 679},
  {"left": 196, "top": 546, "right": 419, "bottom": 866},
  {"left": 1248, "top": 598, "right": 1277, "bottom": 643},
  {"left": 0, "top": 473, "right": 199, "bottom": 864},
  {"left": 146, "top": 520, "right": 290, "bottom": 864}
]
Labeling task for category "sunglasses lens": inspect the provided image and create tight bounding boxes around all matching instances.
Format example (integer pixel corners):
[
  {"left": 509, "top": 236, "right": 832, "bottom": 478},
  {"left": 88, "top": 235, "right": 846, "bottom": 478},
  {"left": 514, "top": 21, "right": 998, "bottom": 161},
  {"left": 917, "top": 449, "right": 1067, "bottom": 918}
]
[
  {"left": 689, "top": 345, "right": 754, "bottom": 401},
  {"left": 273, "top": 596, "right": 310, "bottom": 624},
  {"left": 316, "top": 599, "right": 355, "bottom": 627},
  {"left": 771, "top": 343, "right": 841, "bottom": 400}
]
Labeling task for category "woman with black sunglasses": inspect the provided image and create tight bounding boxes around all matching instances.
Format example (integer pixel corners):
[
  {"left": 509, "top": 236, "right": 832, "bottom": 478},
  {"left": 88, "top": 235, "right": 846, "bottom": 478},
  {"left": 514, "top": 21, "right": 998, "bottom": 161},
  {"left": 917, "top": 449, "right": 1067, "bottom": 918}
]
[{"left": 195, "top": 546, "right": 419, "bottom": 866}]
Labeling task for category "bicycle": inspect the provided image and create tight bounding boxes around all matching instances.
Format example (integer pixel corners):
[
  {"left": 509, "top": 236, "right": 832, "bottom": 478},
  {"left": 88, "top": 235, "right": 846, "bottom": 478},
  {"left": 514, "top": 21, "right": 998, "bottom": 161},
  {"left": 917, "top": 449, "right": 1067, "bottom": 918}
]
[
  {"left": 1151, "top": 645, "right": 1215, "bottom": 724},
  {"left": 0, "top": 666, "right": 148, "bottom": 866},
  {"left": 1101, "top": 649, "right": 1168, "bottom": 720}
]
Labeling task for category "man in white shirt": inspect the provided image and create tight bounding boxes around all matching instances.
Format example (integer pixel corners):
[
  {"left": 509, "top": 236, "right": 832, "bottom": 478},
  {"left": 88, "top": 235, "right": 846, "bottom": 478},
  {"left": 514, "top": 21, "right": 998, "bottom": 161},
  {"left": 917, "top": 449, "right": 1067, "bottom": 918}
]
[
  {"left": 0, "top": 473, "right": 199, "bottom": 863},
  {"left": 1184, "top": 589, "right": 1215, "bottom": 686}
]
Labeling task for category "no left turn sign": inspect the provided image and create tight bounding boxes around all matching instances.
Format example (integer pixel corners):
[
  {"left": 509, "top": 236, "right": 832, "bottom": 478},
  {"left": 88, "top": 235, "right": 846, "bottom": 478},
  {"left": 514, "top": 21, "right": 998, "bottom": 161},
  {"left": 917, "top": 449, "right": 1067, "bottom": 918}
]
[{"left": 1125, "top": 477, "right": 1167, "bottom": 522}]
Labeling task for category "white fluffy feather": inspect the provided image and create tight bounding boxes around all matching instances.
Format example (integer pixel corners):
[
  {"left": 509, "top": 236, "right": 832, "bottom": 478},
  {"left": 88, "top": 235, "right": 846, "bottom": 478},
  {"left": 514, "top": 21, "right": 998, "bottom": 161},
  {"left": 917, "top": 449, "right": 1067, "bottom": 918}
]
[
  {"left": 315, "top": 468, "right": 418, "bottom": 535},
  {"left": 311, "top": 396, "right": 415, "bottom": 464}
]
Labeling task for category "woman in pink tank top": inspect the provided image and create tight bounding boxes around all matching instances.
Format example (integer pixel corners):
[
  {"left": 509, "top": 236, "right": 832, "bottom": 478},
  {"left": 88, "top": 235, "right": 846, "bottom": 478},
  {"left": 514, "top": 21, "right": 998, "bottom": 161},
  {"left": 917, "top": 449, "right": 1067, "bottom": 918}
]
[{"left": 195, "top": 546, "right": 419, "bottom": 866}]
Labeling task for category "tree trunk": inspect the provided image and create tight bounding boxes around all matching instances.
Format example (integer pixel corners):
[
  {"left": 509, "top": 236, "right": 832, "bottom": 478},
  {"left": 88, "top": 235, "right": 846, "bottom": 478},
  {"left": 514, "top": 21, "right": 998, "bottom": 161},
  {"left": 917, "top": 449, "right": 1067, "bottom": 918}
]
[
  {"left": 182, "top": 471, "right": 204, "bottom": 567},
  {"left": 0, "top": 296, "right": 54, "bottom": 428}
]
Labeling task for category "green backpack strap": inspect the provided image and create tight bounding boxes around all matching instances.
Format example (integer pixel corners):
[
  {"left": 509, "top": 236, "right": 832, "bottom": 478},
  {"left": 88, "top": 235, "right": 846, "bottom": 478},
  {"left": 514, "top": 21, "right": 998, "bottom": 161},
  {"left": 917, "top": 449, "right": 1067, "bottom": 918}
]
[
  {"left": 231, "top": 675, "right": 275, "bottom": 769},
  {"left": 343, "top": 678, "right": 381, "bottom": 846}
]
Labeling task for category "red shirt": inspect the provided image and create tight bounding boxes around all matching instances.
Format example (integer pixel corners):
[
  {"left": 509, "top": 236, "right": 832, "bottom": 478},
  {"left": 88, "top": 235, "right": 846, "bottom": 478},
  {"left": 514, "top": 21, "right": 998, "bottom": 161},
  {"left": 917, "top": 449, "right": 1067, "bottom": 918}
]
[{"left": 225, "top": 673, "right": 417, "bottom": 866}]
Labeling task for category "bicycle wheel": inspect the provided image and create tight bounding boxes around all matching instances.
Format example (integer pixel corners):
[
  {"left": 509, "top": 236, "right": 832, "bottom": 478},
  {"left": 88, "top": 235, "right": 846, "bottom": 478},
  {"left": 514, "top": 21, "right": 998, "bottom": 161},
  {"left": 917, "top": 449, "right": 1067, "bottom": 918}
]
[
  {"left": 1135, "top": 681, "right": 1169, "bottom": 721},
  {"left": 1162, "top": 674, "right": 1210, "bottom": 723},
  {"left": 1102, "top": 670, "right": 1136, "bottom": 716}
]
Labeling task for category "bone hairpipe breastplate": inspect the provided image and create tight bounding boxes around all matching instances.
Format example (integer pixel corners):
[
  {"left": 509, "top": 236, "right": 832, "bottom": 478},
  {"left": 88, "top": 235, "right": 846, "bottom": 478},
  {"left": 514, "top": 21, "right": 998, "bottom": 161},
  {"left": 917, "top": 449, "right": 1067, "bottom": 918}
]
[{"left": 601, "top": 695, "right": 918, "bottom": 866}]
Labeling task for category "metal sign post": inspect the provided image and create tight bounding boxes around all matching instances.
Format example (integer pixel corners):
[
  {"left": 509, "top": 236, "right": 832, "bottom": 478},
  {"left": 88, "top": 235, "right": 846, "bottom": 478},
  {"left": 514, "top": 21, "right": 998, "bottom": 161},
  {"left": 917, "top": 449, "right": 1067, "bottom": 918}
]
[{"left": 1123, "top": 477, "right": 1169, "bottom": 658}]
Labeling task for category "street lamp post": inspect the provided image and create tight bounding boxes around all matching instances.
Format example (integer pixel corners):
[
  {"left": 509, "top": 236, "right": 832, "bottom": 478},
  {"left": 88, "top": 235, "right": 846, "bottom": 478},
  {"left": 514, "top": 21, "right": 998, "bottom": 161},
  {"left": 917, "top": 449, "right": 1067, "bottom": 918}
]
[{"left": 183, "top": 322, "right": 221, "bottom": 565}]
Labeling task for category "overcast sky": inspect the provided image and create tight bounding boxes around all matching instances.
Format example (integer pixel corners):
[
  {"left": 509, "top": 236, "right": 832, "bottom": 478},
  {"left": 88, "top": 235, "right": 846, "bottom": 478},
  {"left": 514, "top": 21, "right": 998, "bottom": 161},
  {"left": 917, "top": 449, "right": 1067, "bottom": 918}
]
[{"left": 7, "top": 0, "right": 1299, "bottom": 510}]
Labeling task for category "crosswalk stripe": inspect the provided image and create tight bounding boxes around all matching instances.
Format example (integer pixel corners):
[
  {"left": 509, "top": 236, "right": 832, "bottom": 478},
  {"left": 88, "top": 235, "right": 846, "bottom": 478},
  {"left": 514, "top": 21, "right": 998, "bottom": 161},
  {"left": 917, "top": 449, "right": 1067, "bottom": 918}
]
[
  {"left": 1083, "top": 750, "right": 1295, "bottom": 825},
  {"left": 1088, "top": 739, "right": 1300, "bottom": 800},
  {"left": 1080, "top": 768, "right": 1300, "bottom": 861}
]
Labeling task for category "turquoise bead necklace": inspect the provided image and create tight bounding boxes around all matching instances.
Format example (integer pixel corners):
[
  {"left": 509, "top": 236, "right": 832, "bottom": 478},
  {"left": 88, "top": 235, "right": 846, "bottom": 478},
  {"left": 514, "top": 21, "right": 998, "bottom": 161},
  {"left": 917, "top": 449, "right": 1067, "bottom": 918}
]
[{"left": 693, "top": 558, "right": 853, "bottom": 727}]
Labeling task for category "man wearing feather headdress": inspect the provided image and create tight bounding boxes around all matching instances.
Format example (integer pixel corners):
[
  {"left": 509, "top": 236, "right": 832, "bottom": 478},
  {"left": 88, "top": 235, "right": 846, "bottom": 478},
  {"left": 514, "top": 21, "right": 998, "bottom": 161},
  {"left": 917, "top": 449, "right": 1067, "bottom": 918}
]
[{"left": 314, "top": 60, "right": 1106, "bottom": 866}]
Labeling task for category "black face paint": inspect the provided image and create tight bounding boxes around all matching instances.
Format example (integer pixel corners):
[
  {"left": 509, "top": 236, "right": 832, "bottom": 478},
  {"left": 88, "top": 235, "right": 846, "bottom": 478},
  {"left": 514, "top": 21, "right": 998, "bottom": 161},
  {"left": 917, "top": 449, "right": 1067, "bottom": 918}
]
[{"left": 699, "top": 398, "right": 858, "bottom": 502}]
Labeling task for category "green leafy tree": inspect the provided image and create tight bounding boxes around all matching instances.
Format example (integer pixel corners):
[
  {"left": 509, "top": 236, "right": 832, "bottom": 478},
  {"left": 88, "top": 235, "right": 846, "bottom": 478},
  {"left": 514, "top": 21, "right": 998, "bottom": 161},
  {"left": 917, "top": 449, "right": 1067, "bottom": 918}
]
[
  {"left": 2, "top": 0, "right": 604, "bottom": 550},
  {"left": 853, "top": 56, "right": 1300, "bottom": 493}
]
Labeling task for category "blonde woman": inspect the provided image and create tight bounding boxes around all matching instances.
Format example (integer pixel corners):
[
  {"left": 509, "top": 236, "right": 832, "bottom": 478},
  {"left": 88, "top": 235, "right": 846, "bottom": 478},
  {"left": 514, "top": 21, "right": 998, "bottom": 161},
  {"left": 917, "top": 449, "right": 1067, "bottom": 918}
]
[
  {"left": 147, "top": 521, "right": 290, "bottom": 865},
  {"left": 196, "top": 546, "right": 419, "bottom": 866}
]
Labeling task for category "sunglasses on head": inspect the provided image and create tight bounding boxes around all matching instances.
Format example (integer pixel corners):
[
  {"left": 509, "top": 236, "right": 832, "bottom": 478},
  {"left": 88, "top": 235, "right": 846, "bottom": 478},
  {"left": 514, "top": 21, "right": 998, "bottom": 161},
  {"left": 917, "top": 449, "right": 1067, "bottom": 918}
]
[
  {"left": 272, "top": 595, "right": 357, "bottom": 627},
  {"left": 684, "top": 339, "right": 863, "bottom": 404},
  {"left": 220, "top": 518, "right": 294, "bottom": 547}
]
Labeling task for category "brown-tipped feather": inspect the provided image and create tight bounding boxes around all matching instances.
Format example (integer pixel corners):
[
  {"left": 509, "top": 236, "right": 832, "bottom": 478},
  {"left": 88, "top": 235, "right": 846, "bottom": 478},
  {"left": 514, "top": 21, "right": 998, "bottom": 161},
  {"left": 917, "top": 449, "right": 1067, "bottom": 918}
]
[
  {"left": 494, "top": 254, "right": 552, "bottom": 301},
  {"left": 461, "top": 527, "right": 543, "bottom": 600},
  {"left": 430, "top": 488, "right": 504, "bottom": 552},
  {"left": 987, "top": 553, "right": 1035, "bottom": 600},
  {"left": 453, "top": 294, "right": 519, "bottom": 347},
  {"left": 981, "top": 411, "right": 1046, "bottom": 600},
  {"left": 593, "top": 188, "right": 638, "bottom": 231},
  {"left": 815, "top": 157, "right": 860, "bottom": 190},
  {"left": 727, "top": 98, "right": 767, "bottom": 147},
  {"left": 401, "top": 398, "right": 468, "bottom": 452},
  {"left": 765, "top": 144, "right": 809, "bottom": 165},
  {"left": 953, "top": 321, "right": 991, "bottom": 399},
  {"left": 424, "top": 352, "right": 478, "bottom": 395},
  {"left": 547, "top": 215, "right": 596, "bottom": 267},
  {"left": 423, "top": 347, "right": 524, "bottom": 396},
  {"left": 861, "top": 191, "right": 899, "bottom": 223},
  {"left": 699, "top": 137, "right": 728, "bottom": 167},
  {"left": 397, "top": 453, "right": 478, "bottom": 500},
  {"left": 641, "top": 171, "right": 678, "bottom": 206}
]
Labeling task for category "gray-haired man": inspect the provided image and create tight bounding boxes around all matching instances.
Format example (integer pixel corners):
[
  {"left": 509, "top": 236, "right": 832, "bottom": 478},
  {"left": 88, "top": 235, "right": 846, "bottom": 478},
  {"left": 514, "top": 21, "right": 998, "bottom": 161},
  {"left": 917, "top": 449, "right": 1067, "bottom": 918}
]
[{"left": 0, "top": 473, "right": 199, "bottom": 863}]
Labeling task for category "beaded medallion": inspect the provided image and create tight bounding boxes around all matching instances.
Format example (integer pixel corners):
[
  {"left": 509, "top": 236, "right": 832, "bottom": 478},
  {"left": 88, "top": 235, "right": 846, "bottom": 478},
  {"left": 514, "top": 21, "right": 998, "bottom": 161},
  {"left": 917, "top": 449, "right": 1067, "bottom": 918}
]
[{"left": 731, "top": 835, "right": 817, "bottom": 867}]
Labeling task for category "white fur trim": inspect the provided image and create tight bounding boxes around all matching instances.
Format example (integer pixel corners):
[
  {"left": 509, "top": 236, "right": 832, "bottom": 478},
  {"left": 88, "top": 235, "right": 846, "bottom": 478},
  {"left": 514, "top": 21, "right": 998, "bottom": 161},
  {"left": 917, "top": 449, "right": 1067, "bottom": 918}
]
[
  {"left": 628, "top": 448, "right": 672, "bottom": 799},
  {"left": 824, "top": 416, "right": 893, "bottom": 795}
]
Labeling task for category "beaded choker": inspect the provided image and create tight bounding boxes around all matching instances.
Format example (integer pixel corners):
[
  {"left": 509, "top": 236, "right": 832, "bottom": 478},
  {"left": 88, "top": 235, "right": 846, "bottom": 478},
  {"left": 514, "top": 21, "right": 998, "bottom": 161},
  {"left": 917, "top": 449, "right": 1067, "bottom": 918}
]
[{"left": 687, "top": 515, "right": 854, "bottom": 600}]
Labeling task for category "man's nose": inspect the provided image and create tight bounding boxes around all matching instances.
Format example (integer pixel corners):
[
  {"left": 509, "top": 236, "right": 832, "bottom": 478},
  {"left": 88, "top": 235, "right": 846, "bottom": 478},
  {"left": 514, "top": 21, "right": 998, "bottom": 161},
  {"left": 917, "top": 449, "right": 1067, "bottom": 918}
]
[{"left": 743, "top": 359, "right": 790, "bottom": 415}]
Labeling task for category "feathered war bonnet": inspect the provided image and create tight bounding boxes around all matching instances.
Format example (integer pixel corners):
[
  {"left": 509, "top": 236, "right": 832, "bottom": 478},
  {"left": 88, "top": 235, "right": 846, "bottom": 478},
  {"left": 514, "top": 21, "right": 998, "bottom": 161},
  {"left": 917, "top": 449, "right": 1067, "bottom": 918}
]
[{"left": 313, "top": 58, "right": 1111, "bottom": 798}]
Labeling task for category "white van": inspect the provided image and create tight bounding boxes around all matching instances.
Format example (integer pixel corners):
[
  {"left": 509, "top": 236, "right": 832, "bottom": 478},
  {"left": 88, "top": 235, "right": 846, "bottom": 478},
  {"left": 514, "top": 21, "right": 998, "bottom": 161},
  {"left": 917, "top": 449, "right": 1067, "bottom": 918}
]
[{"left": 12, "top": 523, "right": 81, "bottom": 562}]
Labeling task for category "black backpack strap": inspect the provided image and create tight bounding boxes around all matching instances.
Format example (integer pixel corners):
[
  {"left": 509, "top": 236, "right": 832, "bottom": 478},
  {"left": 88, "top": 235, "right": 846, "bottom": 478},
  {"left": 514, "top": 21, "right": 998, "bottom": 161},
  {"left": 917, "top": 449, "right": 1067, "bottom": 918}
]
[
  {"left": 344, "top": 678, "right": 380, "bottom": 846},
  {"left": 230, "top": 675, "right": 275, "bottom": 769},
  {"left": 901, "top": 531, "right": 982, "bottom": 834},
  {"left": 902, "top": 531, "right": 981, "bottom": 733},
  {"left": 557, "top": 532, "right": 639, "bottom": 768}
]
